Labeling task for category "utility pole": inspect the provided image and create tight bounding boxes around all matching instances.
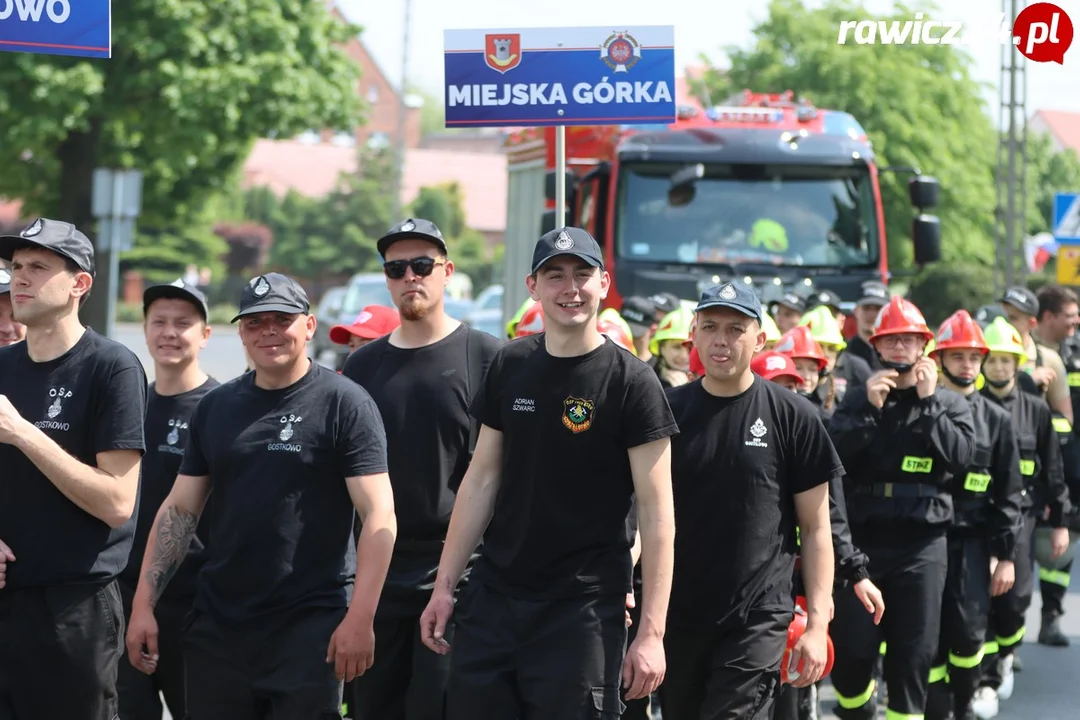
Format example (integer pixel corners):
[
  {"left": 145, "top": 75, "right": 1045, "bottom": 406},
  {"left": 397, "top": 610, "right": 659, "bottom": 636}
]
[
  {"left": 995, "top": 0, "right": 1029, "bottom": 292},
  {"left": 390, "top": 0, "right": 411, "bottom": 222}
]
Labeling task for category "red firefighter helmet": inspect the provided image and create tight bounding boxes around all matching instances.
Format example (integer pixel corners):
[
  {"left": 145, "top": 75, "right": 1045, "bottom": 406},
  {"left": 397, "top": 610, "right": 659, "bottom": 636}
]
[
  {"left": 773, "top": 326, "right": 827, "bottom": 372},
  {"left": 930, "top": 309, "right": 988, "bottom": 356},
  {"left": 751, "top": 351, "right": 804, "bottom": 386},
  {"left": 688, "top": 346, "right": 705, "bottom": 376},
  {"left": 869, "top": 296, "right": 933, "bottom": 345},
  {"left": 781, "top": 599, "right": 835, "bottom": 685},
  {"left": 514, "top": 302, "right": 545, "bottom": 338},
  {"left": 598, "top": 318, "right": 635, "bottom": 354}
]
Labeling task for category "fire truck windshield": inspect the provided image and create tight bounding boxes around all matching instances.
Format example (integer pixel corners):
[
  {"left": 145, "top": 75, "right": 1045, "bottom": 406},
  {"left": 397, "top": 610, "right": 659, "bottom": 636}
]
[{"left": 615, "top": 162, "right": 879, "bottom": 269}]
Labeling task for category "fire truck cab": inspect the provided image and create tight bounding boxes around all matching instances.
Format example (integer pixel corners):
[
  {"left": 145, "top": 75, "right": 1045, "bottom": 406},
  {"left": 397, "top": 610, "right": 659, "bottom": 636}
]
[{"left": 500, "top": 90, "right": 942, "bottom": 323}]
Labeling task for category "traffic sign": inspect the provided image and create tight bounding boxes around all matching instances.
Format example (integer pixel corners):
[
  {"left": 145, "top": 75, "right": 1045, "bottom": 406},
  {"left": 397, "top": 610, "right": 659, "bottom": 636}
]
[
  {"left": 1053, "top": 192, "right": 1080, "bottom": 243},
  {"left": 0, "top": 0, "right": 111, "bottom": 59},
  {"left": 1057, "top": 246, "right": 1080, "bottom": 286},
  {"left": 443, "top": 26, "right": 675, "bottom": 127}
]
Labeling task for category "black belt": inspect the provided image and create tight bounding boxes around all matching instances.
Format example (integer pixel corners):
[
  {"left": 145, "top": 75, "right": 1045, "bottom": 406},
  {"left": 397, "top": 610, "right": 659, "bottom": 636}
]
[{"left": 853, "top": 482, "right": 941, "bottom": 498}]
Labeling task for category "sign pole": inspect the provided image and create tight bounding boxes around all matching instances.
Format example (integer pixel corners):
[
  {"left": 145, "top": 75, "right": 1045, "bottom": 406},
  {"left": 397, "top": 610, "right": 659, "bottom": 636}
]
[
  {"left": 105, "top": 171, "right": 124, "bottom": 340},
  {"left": 555, "top": 125, "right": 567, "bottom": 228}
]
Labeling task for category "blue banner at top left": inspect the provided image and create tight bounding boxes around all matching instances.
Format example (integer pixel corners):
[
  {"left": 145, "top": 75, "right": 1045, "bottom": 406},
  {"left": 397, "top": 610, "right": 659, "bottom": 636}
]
[{"left": 0, "top": 0, "right": 111, "bottom": 59}]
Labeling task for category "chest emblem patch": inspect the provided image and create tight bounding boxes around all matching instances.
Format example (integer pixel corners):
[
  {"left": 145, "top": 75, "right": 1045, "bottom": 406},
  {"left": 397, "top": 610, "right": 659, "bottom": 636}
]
[{"left": 562, "top": 396, "right": 595, "bottom": 434}]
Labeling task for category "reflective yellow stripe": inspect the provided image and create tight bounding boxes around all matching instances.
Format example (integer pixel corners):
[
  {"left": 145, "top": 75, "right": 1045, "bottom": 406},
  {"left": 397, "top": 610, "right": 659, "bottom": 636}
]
[
  {"left": 997, "top": 626, "right": 1026, "bottom": 647},
  {"left": 796, "top": 525, "right": 801, "bottom": 547},
  {"left": 901, "top": 456, "right": 933, "bottom": 473},
  {"left": 1020, "top": 459, "right": 1035, "bottom": 476},
  {"left": 836, "top": 680, "right": 876, "bottom": 710},
  {"left": 1069, "top": 372, "right": 1080, "bottom": 387},
  {"left": 984, "top": 641, "right": 1000, "bottom": 655},
  {"left": 885, "top": 711, "right": 925, "bottom": 720},
  {"left": 964, "top": 472, "right": 991, "bottom": 493},
  {"left": 928, "top": 664, "right": 949, "bottom": 683},
  {"left": 880, "top": 641, "right": 888, "bottom": 655},
  {"left": 1053, "top": 417, "right": 1073, "bottom": 433},
  {"left": 1039, "top": 567, "right": 1071, "bottom": 587},
  {"left": 949, "top": 646, "right": 986, "bottom": 669}
]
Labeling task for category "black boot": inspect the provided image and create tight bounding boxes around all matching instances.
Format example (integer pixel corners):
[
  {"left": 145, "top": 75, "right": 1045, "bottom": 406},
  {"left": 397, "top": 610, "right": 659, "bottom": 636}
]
[{"left": 1038, "top": 611, "right": 1070, "bottom": 647}]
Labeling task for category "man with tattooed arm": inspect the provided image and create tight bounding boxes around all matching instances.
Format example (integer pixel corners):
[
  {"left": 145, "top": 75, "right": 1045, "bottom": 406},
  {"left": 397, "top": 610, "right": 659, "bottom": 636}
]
[{"left": 126, "top": 273, "right": 397, "bottom": 720}]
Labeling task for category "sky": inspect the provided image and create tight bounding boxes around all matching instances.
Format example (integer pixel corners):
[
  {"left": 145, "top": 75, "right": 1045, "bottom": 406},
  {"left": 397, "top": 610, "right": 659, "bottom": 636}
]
[{"left": 336, "top": 0, "right": 1080, "bottom": 123}]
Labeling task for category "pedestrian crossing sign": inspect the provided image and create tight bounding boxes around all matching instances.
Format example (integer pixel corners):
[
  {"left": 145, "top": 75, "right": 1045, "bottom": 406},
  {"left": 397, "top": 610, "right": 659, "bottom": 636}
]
[
  {"left": 1057, "top": 246, "right": 1080, "bottom": 286},
  {"left": 1054, "top": 192, "right": 1080, "bottom": 243}
]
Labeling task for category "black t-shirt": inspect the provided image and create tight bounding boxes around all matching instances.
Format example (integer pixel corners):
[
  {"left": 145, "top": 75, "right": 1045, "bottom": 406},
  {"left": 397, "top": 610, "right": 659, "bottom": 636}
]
[
  {"left": 666, "top": 377, "right": 843, "bottom": 628},
  {"left": 179, "top": 361, "right": 388, "bottom": 626},
  {"left": 121, "top": 377, "right": 220, "bottom": 602},
  {"left": 0, "top": 329, "right": 148, "bottom": 587},
  {"left": 341, "top": 325, "right": 502, "bottom": 616},
  {"left": 471, "top": 334, "right": 679, "bottom": 599}
]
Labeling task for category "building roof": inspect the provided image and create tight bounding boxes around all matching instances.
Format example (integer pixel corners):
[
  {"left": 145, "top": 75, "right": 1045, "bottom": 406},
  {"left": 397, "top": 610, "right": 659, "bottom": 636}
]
[{"left": 1031, "top": 110, "right": 1080, "bottom": 154}]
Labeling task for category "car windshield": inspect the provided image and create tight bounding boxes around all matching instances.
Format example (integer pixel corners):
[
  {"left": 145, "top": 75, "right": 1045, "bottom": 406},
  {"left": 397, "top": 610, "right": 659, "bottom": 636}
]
[
  {"left": 341, "top": 278, "right": 393, "bottom": 316},
  {"left": 615, "top": 162, "right": 879, "bottom": 269}
]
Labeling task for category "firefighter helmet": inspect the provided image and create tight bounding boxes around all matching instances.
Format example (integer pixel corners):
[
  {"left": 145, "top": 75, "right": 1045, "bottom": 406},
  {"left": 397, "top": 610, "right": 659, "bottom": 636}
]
[
  {"left": 761, "top": 311, "right": 782, "bottom": 344},
  {"left": 868, "top": 296, "right": 933, "bottom": 344},
  {"left": 598, "top": 317, "right": 635, "bottom": 354},
  {"left": 751, "top": 351, "right": 804, "bottom": 386},
  {"left": 689, "top": 346, "right": 705, "bottom": 376},
  {"left": 506, "top": 298, "right": 537, "bottom": 339},
  {"left": 650, "top": 306, "right": 694, "bottom": 356},
  {"left": 781, "top": 599, "right": 835, "bottom": 685},
  {"left": 930, "top": 310, "right": 988, "bottom": 357},
  {"left": 514, "top": 302, "right": 544, "bottom": 338},
  {"left": 774, "top": 326, "right": 828, "bottom": 372},
  {"left": 799, "top": 306, "right": 847, "bottom": 351},
  {"left": 599, "top": 308, "right": 637, "bottom": 356},
  {"left": 1033, "top": 526, "right": 1078, "bottom": 570},
  {"left": 982, "top": 316, "right": 1028, "bottom": 365}
]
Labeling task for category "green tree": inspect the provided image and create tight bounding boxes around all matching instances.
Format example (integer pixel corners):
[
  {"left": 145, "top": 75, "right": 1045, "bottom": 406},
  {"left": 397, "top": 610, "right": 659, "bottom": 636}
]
[
  {"left": 1027, "top": 133, "right": 1080, "bottom": 235},
  {"left": 407, "top": 182, "right": 498, "bottom": 290},
  {"left": 695, "top": 0, "right": 997, "bottom": 270}
]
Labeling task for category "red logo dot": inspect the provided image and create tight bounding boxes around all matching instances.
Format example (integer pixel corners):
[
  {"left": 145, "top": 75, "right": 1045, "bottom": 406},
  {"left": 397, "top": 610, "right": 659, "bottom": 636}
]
[{"left": 1013, "top": 2, "right": 1073, "bottom": 64}]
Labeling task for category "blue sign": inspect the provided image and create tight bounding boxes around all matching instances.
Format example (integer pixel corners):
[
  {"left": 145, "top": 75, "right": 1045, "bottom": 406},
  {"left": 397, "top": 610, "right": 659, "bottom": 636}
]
[
  {"left": 443, "top": 26, "right": 675, "bottom": 128},
  {"left": 0, "top": 0, "right": 110, "bottom": 59},
  {"left": 1054, "top": 192, "right": 1080, "bottom": 243}
]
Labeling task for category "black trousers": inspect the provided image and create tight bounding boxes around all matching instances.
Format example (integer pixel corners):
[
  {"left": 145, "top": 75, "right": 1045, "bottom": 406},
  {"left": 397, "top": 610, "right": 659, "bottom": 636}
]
[
  {"left": 116, "top": 579, "right": 190, "bottom": 720},
  {"left": 183, "top": 606, "right": 346, "bottom": 720},
  {"left": 445, "top": 583, "right": 628, "bottom": 720},
  {"left": 981, "top": 512, "right": 1036, "bottom": 689},
  {"left": 0, "top": 580, "right": 124, "bottom": 720},
  {"left": 1039, "top": 557, "right": 1073, "bottom": 617},
  {"left": 926, "top": 532, "right": 991, "bottom": 720},
  {"left": 830, "top": 531, "right": 947, "bottom": 720},
  {"left": 345, "top": 613, "right": 452, "bottom": 720},
  {"left": 660, "top": 609, "right": 789, "bottom": 720}
]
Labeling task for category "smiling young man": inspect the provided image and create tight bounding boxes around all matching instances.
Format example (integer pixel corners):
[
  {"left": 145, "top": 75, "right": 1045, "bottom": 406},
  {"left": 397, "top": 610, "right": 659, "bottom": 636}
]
[
  {"left": 420, "top": 226, "right": 678, "bottom": 719},
  {"left": 661, "top": 281, "right": 837, "bottom": 720},
  {"left": 125, "top": 272, "right": 397, "bottom": 720},
  {"left": 114, "top": 279, "right": 218, "bottom": 720},
  {"left": 0, "top": 218, "right": 148, "bottom": 720},
  {"left": 0, "top": 267, "right": 27, "bottom": 347},
  {"left": 342, "top": 219, "right": 501, "bottom": 720}
]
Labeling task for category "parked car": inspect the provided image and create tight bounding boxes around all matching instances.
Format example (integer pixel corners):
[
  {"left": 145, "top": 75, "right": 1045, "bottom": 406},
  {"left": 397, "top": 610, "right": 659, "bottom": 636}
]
[
  {"left": 464, "top": 308, "right": 504, "bottom": 340},
  {"left": 311, "top": 286, "right": 347, "bottom": 361},
  {"left": 314, "top": 273, "right": 393, "bottom": 368}
]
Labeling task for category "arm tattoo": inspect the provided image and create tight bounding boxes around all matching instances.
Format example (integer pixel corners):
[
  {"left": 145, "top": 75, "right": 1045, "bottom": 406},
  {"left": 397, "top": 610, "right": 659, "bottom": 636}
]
[{"left": 144, "top": 505, "right": 199, "bottom": 607}]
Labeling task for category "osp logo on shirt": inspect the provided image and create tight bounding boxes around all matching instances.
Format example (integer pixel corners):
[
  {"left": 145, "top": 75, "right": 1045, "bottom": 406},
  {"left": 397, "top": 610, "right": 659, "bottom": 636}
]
[
  {"left": 267, "top": 413, "right": 304, "bottom": 453},
  {"left": 36, "top": 386, "right": 72, "bottom": 431}
]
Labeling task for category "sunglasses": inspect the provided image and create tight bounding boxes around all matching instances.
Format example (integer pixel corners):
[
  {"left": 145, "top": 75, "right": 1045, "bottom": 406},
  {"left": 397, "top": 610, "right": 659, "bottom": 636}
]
[{"left": 383, "top": 257, "right": 445, "bottom": 280}]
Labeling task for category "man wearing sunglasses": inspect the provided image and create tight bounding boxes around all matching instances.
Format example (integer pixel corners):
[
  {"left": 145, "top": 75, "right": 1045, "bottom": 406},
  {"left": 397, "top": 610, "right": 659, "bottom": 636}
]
[
  {"left": 420, "top": 226, "right": 678, "bottom": 719},
  {"left": 342, "top": 218, "right": 502, "bottom": 720}
]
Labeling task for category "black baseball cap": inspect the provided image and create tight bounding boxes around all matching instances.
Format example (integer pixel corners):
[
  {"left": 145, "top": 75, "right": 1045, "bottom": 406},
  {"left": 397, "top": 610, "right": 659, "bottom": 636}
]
[
  {"left": 857, "top": 281, "right": 890, "bottom": 307},
  {"left": 0, "top": 267, "right": 10, "bottom": 296},
  {"left": 772, "top": 291, "right": 806, "bottom": 314},
  {"left": 143, "top": 279, "right": 210, "bottom": 321},
  {"left": 650, "top": 292, "right": 680, "bottom": 315},
  {"left": 1000, "top": 286, "right": 1039, "bottom": 317},
  {"left": 0, "top": 217, "right": 95, "bottom": 276},
  {"left": 809, "top": 288, "right": 843, "bottom": 312},
  {"left": 231, "top": 273, "right": 310, "bottom": 322},
  {"left": 695, "top": 281, "right": 763, "bottom": 323},
  {"left": 620, "top": 296, "right": 657, "bottom": 335},
  {"left": 531, "top": 227, "right": 604, "bottom": 274},
  {"left": 377, "top": 218, "right": 449, "bottom": 258}
]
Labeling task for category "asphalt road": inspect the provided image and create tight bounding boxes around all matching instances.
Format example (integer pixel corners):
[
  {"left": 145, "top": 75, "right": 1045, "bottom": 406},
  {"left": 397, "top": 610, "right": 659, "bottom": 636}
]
[{"left": 113, "top": 325, "right": 1077, "bottom": 720}]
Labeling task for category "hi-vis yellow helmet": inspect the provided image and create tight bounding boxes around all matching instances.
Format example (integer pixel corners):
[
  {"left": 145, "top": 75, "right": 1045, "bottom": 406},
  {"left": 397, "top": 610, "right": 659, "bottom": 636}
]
[
  {"left": 506, "top": 298, "right": 536, "bottom": 339},
  {"left": 748, "top": 218, "right": 789, "bottom": 253},
  {"left": 650, "top": 306, "right": 694, "bottom": 356},
  {"left": 983, "top": 316, "right": 1028, "bottom": 364},
  {"left": 924, "top": 338, "right": 936, "bottom": 357},
  {"left": 599, "top": 308, "right": 637, "bottom": 357},
  {"left": 761, "top": 311, "right": 782, "bottom": 344},
  {"left": 799, "top": 306, "right": 847, "bottom": 351}
]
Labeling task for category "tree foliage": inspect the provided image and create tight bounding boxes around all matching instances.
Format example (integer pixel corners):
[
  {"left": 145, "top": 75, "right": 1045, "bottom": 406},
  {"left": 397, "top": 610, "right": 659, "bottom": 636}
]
[
  {"left": 1027, "top": 134, "right": 1080, "bottom": 235},
  {"left": 695, "top": 0, "right": 997, "bottom": 269},
  {"left": 406, "top": 182, "right": 499, "bottom": 290}
]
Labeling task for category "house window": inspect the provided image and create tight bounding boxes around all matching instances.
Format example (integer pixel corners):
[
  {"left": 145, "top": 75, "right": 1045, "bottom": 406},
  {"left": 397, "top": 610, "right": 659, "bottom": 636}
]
[
  {"left": 366, "top": 85, "right": 379, "bottom": 103},
  {"left": 331, "top": 131, "right": 357, "bottom": 147},
  {"left": 297, "top": 129, "right": 321, "bottom": 145}
]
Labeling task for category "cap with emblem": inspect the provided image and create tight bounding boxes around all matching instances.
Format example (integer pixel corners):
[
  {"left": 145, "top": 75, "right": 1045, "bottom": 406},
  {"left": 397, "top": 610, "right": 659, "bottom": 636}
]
[
  {"left": 772, "top": 292, "right": 806, "bottom": 314},
  {"left": 0, "top": 217, "right": 95, "bottom": 276},
  {"left": 231, "top": 273, "right": 310, "bottom": 323},
  {"left": 1000, "top": 286, "right": 1039, "bottom": 317},
  {"left": 808, "top": 289, "right": 843, "bottom": 313},
  {"left": 143, "top": 278, "right": 210, "bottom": 321},
  {"left": 650, "top": 292, "right": 681, "bottom": 316},
  {"left": 0, "top": 267, "right": 10, "bottom": 296},
  {"left": 620, "top": 296, "right": 657, "bottom": 336},
  {"left": 857, "top": 281, "right": 889, "bottom": 307},
  {"left": 377, "top": 218, "right": 449, "bottom": 258},
  {"left": 531, "top": 227, "right": 604, "bottom": 274},
  {"left": 694, "top": 281, "right": 763, "bottom": 323}
]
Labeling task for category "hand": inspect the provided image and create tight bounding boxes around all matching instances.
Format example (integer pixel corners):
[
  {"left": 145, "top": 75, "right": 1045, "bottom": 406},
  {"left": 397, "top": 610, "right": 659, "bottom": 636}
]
[
  {"left": 1032, "top": 366, "right": 1056, "bottom": 390},
  {"left": 625, "top": 592, "right": 635, "bottom": 628},
  {"left": 661, "top": 368, "right": 690, "bottom": 388},
  {"left": 866, "top": 370, "right": 899, "bottom": 409},
  {"left": 326, "top": 613, "right": 375, "bottom": 683},
  {"left": 0, "top": 395, "right": 29, "bottom": 445},
  {"left": 853, "top": 579, "right": 885, "bottom": 625},
  {"left": 621, "top": 633, "right": 665, "bottom": 700},
  {"left": 419, "top": 590, "right": 455, "bottom": 654},
  {"left": 914, "top": 358, "right": 938, "bottom": 398},
  {"left": 0, "top": 538, "right": 14, "bottom": 589},
  {"left": 788, "top": 626, "right": 828, "bottom": 688},
  {"left": 990, "top": 558, "right": 1015, "bottom": 597},
  {"left": 1050, "top": 527, "right": 1071, "bottom": 559},
  {"left": 125, "top": 602, "right": 160, "bottom": 675}
]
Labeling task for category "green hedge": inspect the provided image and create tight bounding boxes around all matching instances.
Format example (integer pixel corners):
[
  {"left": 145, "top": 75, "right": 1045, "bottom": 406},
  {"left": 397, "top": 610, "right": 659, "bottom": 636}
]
[{"left": 114, "top": 302, "right": 239, "bottom": 325}]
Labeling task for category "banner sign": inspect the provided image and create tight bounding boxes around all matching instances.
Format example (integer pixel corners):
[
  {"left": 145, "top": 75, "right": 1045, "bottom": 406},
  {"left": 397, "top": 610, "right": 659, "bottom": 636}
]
[{"left": 0, "top": 0, "right": 111, "bottom": 59}]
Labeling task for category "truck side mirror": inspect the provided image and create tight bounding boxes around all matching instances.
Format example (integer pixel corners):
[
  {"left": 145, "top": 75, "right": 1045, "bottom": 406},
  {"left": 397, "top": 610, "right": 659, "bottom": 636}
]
[
  {"left": 909, "top": 176, "right": 940, "bottom": 209},
  {"left": 544, "top": 170, "right": 579, "bottom": 203},
  {"left": 913, "top": 214, "right": 941, "bottom": 265}
]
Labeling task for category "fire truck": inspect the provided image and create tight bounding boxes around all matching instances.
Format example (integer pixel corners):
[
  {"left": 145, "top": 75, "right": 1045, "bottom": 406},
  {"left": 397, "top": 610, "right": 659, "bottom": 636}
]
[{"left": 499, "top": 90, "right": 942, "bottom": 322}]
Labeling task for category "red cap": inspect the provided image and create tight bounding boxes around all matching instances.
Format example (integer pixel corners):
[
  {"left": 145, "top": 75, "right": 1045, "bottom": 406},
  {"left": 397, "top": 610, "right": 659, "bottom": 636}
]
[
  {"left": 689, "top": 346, "right": 705, "bottom": 376},
  {"left": 329, "top": 305, "right": 400, "bottom": 345},
  {"left": 751, "top": 351, "right": 804, "bottom": 386}
]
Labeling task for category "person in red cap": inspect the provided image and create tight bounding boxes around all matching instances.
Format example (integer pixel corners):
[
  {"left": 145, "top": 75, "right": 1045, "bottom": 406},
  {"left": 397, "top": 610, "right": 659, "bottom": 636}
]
[
  {"left": 827, "top": 296, "right": 976, "bottom": 720},
  {"left": 330, "top": 305, "right": 401, "bottom": 355},
  {"left": 775, "top": 327, "right": 831, "bottom": 418},
  {"left": 752, "top": 351, "right": 804, "bottom": 392}
]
